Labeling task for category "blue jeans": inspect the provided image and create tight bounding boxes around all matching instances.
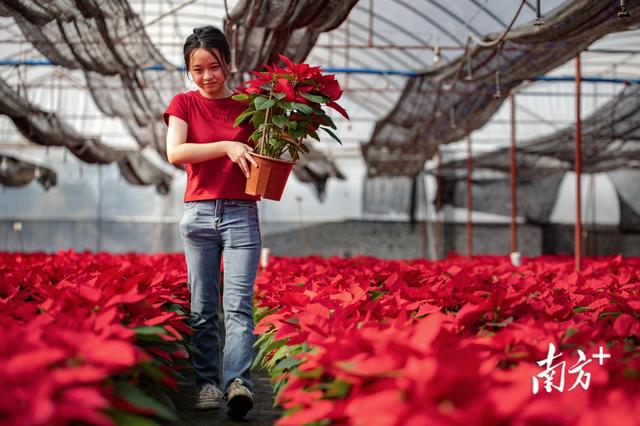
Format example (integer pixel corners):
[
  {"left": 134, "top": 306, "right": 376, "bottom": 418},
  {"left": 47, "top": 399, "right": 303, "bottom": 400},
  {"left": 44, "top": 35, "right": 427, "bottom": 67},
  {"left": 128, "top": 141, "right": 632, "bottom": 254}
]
[{"left": 179, "top": 199, "right": 261, "bottom": 392}]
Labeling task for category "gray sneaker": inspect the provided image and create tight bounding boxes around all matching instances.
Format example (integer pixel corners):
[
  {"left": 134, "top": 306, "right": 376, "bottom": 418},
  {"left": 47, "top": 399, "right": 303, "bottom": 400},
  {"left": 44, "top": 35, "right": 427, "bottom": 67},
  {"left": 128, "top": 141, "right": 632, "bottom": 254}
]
[
  {"left": 195, "top": 383, "right": 224, "bottom": 410},
  {"left": 226, "top": 378, "right": 254, "bottom": 419}
]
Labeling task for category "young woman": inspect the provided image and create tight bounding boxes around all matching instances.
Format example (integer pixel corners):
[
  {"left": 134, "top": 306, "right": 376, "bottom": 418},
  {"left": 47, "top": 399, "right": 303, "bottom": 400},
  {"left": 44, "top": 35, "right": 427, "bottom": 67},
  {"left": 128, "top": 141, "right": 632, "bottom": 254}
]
[{"left": 163, "top": 25, "right": 260, "bottom": 419}]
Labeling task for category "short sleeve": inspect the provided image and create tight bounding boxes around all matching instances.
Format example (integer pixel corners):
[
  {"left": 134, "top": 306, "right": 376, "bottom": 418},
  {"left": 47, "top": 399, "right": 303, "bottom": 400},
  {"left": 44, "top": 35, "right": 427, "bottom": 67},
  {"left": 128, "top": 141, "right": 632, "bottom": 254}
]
[{"left": 163, "top": 92, "right": 189, "bottom": 126}]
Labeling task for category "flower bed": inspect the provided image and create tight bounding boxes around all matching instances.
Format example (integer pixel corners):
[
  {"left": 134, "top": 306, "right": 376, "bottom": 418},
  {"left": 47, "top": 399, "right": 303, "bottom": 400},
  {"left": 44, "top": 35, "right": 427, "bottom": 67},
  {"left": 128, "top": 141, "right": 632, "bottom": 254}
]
[
  {"left": 3, "top": 251, "right": 638, "bottom": 425},
  {"left": 0, "top": 251, "right": 191, "bottom": 425},
  {"left": 253, "top": 255, "right": 640, "bottom": 426}
]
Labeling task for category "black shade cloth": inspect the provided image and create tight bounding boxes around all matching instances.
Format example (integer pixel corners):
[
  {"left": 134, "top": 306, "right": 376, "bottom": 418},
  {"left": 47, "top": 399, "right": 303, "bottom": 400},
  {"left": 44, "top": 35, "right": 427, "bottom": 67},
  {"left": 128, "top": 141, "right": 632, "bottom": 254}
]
[
  {"left": 0, "top": 153, "right": 57, "bottom": 190},
  {"left": 362, "top": 0, "right": 640, "bottom": 178}
]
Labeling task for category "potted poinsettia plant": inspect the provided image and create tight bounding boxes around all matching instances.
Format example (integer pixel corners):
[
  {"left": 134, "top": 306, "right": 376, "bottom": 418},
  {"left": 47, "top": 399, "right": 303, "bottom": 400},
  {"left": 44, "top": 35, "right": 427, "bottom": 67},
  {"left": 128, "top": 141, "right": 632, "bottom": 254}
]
[{"left": 232, "top": 54, "right": 349, "bottom": 200}]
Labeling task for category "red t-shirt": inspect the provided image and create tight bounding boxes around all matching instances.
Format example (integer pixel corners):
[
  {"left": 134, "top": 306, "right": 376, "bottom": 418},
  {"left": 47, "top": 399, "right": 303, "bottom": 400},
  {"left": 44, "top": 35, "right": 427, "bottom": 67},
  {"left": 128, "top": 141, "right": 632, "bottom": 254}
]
[{"left": 163, "top": 90, "right": 260, "bottom": 202}]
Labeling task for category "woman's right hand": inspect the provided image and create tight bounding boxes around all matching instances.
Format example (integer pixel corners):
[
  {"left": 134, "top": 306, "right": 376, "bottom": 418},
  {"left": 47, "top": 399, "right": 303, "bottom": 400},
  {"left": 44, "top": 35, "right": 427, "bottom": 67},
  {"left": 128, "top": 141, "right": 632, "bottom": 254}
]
[{"left": 226, "top": 142, "right": 258, "bottom": 178}]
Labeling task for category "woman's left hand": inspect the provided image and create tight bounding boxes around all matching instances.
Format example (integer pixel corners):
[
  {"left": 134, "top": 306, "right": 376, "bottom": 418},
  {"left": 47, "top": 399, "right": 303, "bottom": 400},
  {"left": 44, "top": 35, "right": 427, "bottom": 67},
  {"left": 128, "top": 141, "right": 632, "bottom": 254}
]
[{"left": 226, "top": 142, "right": 258, "bottom": 178}]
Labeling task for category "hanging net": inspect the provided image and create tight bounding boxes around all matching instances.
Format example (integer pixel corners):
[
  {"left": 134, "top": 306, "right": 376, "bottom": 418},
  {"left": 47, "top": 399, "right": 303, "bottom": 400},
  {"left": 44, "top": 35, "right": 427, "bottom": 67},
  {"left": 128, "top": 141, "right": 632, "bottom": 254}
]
[
  {"left": 0, "top": 0, "right": 182, "bottom": 173},
  {"left": 0, "top": 153, "right": 56, "bottom": 190},
  {"left": 225, "top": 0, "right": 358, "bottom": 79},
  {"left": 362, "top": 0, "right": 640, "bottom": 178},
  {"left": 0, "top": 76, "right": 172, "bottom": 193},
  {"left": 435, "top": 82, "right": 640, "bottom": 228}
]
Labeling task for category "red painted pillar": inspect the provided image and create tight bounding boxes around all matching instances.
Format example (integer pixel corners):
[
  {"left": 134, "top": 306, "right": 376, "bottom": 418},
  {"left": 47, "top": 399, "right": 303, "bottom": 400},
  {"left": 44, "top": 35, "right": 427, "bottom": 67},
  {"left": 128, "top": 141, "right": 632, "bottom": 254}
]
[
  {"left": 510, "top": 94, "right": 518, "bottom": 254},
  {"left": 466, "top": 134, "right": 473, "bottom": 258},
  {"left": 575, "top": 54, "right": 583, "bottom": 272}
]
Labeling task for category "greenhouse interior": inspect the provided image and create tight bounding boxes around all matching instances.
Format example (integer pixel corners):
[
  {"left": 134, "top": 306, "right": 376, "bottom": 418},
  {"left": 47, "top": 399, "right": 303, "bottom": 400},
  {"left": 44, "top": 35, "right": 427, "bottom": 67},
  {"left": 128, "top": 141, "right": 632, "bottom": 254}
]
[{"left": 1, "top": 1, "right": 639, "bottom": 425}]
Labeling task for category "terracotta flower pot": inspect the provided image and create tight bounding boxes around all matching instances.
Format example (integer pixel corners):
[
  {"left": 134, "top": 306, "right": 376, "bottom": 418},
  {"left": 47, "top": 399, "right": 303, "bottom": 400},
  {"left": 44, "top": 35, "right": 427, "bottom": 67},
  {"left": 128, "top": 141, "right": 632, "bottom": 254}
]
[{"left": 245, "top": 152, "right": 294, "bottom": 201}]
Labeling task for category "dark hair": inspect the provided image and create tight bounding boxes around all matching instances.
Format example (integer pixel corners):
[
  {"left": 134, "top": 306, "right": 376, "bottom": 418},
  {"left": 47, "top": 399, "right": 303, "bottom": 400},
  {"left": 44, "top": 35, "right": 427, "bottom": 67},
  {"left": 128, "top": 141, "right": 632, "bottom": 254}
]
[{"left": 183, "top": 26, "right": 231, "bottom": 76}]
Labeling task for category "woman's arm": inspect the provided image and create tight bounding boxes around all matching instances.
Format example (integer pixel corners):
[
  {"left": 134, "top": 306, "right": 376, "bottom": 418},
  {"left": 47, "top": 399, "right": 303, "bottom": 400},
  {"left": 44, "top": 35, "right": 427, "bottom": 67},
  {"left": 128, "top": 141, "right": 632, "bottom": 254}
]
[{"left": 166, "top": 115, "right": 257, "bottom": 177}]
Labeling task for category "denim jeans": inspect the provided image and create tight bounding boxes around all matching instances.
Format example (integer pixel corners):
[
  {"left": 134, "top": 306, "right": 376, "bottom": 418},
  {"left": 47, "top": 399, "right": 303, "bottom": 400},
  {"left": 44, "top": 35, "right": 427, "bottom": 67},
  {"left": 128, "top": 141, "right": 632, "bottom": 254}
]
[{"left": 179, "top": 199, "right": 261, "bottom": 392}]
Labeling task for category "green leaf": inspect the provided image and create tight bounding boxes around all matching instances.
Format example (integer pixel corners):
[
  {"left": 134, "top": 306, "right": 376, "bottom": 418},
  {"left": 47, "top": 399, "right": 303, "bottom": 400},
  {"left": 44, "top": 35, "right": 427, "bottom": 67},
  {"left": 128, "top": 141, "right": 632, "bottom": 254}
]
[
  {"left": 253, "top": 306, "right": 279, "bottom": 324},
  {"left": 256, "top": 99, "right": 276, "bottom": 111},
  {"left": 250, "top": 129, "right": 263, "bottom": 142},
  {"left": 133, "top": 326, "right": 166, "bottom": 336},
  {"left": 253, "top": 334, "right": 287, "bottom": 370},
  {"left": 287, "top": 120, "right": 298, "bottom": 130},
  {"left": 269, "top": 345, "right": 292, "bottom": 365},
  {"left": 322, "top": 114, "right": 337, "bottom": 129},
  {"left": 184, "top": 342, "right": 202, "bottom": 356},
  {"left": 165, "top": 303, "right": 185, "bottom": 315},
  {"left": 559, "top": 343, "right": 577, "bottom": 350},
  {"left": 306, "top": 420, "right": 331, "bottom": 426},
  {"left": 301, "top": 93, "right": 330, "bottom": 103},
  {"left": 290, "top": 102, "right": 314, "bottom": 114},
  {"left": 324, "top": 379, "right": 351, "bottom": 399},
  {"left": 253, "top": 96, "right": 269, "bottom": 109},
  {"left": 234, "top": 109, "right": 255, "bottom": 127},
  {"left": 369, "top": 290, "right": 385, "bottom": 301},
  {"left": 231, "top": 93, "right": 249, "bottom": 102},
  {"left": 291, "top": 125, "right": 308, "bottom": 139},
  {"left": 321, "top": 127, "right": 342, "bottom": 145},
  {"left": 273, "top": 92, "right": 286, "bottom": 100},
  {"left": 252, "top": 110, "right": 266, "bottom": 128},
  {"left": 253, "top": 331, "right": 274, "bottom": 354},
  {"left": 138, "top": 361, "right": 166, "bottom": 381},
  {"left": 296, "top": 366, "right": 323, "bottom": 379},
  {"left": 599, "top": 311, "right": 623, "bottom": 320},
  {"left": 272, "top": 115, "right": 288, "bottom": 128},
  {"left": 485, "top": 318, "right": 513, "bottom": 328},
  {"left": 114, "top": 382, "right": 180, "bottom": 423},
  {"left": 308, "top": 129, "right": 320, "bottom": 141},
  {"left": 283, "top": 405, "right": 303, "bottom": 417},
  {"left": 274, "top": 354, "right": 303, "bottom": 372},
  {"left": 573, "top": 306, "right": 592, "bottom": 313},
  {"left": 107, "top": 409, "right": 160, "bottom": 426}
]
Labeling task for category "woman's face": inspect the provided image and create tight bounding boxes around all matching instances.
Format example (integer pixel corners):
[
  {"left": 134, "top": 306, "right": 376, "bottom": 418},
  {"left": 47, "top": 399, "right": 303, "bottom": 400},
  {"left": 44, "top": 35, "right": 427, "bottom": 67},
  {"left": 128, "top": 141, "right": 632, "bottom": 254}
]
[{"left": 189, "top": 48, "right": 228, "bottom": 99}]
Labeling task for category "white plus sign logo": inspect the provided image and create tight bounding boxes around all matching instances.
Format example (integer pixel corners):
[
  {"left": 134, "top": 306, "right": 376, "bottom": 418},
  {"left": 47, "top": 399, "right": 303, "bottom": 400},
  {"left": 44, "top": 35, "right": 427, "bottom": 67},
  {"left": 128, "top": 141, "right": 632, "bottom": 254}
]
[{"left": 592, "top": 346, "right": 611, "bottom": 365}]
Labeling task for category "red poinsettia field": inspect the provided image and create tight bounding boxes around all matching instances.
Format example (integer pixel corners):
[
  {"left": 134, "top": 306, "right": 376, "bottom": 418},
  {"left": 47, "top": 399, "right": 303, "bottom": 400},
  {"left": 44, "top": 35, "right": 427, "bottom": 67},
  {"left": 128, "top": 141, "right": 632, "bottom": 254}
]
[
  {"left": 2, "top": 252, "right": 639, "bottom": 425},
  {"left": 253, "top": 255, "right": 640, "bottom": 426},
  {"left": 0, "top": 251, "right": 191, "bottom": 425}
]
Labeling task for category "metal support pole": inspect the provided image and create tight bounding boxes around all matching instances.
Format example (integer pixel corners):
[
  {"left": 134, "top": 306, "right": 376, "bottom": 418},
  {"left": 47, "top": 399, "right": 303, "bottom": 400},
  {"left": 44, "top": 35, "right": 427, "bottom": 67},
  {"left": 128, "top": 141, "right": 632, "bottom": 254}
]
[
  {"left": 97, "top": 165, "right": 102, "bottom": 253},
  {"left": 435, "top": 149, "right": 442, "bottom": 260},
  {"left": 510, "top": 94, "right": 518, "bottom": 254},
  {"left": 419, "top": 171, "right": 431, "bottom": 259},
  {"left": 535, "top": 0, "right": 544, "bottom": 25},
  {"left": 368, "top": 0, "right": 374, "bottom": 47},
  {"left": 345, "top": 16, "right": 350, "bottom": 89},
  {"left": 466, "top": 134, "right": 473, "bottom": 258},
  {"left": 575, "top": 54, "right": 583, "bottom": 271},
  {"left": 296, "top": 196, "right": 309, "bottom": 255}
]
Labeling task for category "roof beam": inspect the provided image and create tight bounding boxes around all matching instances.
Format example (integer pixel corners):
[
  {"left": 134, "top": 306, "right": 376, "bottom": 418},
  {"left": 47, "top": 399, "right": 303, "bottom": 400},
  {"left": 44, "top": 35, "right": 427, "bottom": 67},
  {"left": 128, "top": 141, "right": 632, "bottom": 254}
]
[
  {"left": 468, "top": 0, "right": 508, "bottom": 27},
  {"left": 421, "top": 0, "right": 484, "bottom": 38}
]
